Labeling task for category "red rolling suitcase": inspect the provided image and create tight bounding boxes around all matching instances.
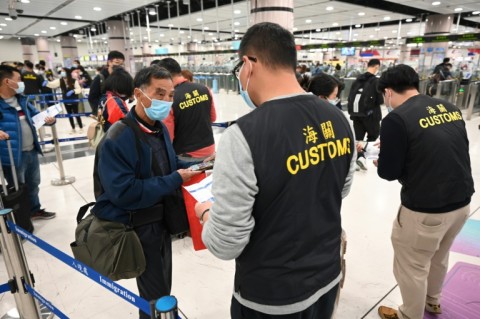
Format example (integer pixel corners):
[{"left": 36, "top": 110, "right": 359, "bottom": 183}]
[{"left": 0, "top": 140, "right": 34, "bottom": 233}]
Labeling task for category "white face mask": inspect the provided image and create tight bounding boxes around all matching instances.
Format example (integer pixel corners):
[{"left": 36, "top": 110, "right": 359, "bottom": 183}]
[{"left": 328, "top": 98, "right": 340, "bottom": 106}]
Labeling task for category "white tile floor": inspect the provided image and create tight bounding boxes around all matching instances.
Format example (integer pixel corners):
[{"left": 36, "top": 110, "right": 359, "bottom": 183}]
[{"left": 0, "top": 93, "right": 479, "bottom": 319}]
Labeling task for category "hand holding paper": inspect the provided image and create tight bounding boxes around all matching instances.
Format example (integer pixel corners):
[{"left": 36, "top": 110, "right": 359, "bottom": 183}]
[{"left": 32, "top": 104, "right": 62, "bottom": 129}]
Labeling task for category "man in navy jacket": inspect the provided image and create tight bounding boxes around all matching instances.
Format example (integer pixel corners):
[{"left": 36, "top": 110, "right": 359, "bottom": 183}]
[
  {"left": 0, "top": 65, "right": 56, "bottom": 220},
  {"left": 92, "top": 66, "right": 200, "bottom": 319}
]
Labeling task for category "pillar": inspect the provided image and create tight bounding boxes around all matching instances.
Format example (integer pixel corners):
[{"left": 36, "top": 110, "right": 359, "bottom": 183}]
[
  {"left": 20, "top": 37, "right": 35, "bottom": 62},
  {"left": 36, "top": 37, "right": 51, "bottom": 66},
  {"left": 106, "top": 20, "right": 131, "bottom": 72},
  {"left": 424, "top": 14, "right": 452, "bottom": 69},
  {"left": 60, "top": 36, "right": 78, "bottom": 68},
  {"left": 250, "top": 0, "right": 294, "bottom": 32}
]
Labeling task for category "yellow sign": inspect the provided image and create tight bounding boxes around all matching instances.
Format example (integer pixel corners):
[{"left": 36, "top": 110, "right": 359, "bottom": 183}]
[
  {"left": 419, "top": 103, "right": 462, "bottom": 129},
  {"left": 179, "top": 90, "right": 209, "bottom": 110},
  {"left": 287, "top": 120, "right": 351, "bottom": 175}
]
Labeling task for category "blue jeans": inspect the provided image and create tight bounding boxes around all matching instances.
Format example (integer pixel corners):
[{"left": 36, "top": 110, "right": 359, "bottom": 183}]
[{"left": 3, "top": 149, "right": 41, "bottom": 215}]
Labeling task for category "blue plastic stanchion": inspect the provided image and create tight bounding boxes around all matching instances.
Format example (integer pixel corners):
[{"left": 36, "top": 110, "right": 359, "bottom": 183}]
[{"left": 6, "top": 221, "right": 151, "bottom": 316}]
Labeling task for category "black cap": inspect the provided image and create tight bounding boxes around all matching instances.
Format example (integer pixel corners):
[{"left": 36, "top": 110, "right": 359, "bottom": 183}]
[{"left": 107, "top": 50, "right": 125, "bottom": 61}]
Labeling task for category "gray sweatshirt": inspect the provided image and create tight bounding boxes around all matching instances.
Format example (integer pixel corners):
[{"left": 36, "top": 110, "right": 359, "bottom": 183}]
[{"left": 202, "top": 108, "right": 356, "bottom": 315}]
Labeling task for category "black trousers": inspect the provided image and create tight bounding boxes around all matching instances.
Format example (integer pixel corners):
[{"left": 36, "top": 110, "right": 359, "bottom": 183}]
[
  {"left": 231, "top": 284, "right": 339, "bottom": 319},
  {"left": 135, "top": 222, "right": 172, "bottom": 319},
  {"left": 352, "top": 115, "right": 380, "bottom": 142},
  {"left": 64, "top": 103, "right": 83, "bottom": 129}
]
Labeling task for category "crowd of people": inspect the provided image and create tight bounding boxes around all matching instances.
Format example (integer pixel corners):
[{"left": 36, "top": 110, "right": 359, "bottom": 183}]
[{"left": 0, "top": 21, "right": 475, "bottom": 319}]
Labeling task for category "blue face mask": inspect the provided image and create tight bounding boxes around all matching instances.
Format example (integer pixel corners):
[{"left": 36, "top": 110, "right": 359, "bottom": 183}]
[
  {"left": 238, "top": 63, "right": 256, "bottom": 110},
  {"left": 140, "top": 90, "right": 172, "bottom": 121},
  {"left": 60, "top": 71, "right": 66, "bottom": 78}
]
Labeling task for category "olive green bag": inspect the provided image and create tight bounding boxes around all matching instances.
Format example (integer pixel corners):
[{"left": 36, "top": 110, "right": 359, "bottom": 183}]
[{"left": 70, "top": 202, "right": 146, "bottom": 281}]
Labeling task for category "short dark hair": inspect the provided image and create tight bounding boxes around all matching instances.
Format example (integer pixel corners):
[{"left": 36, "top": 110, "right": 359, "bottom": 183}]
[
  {"left": 307, "top": 73, "right": 339, "bottom": 98},
  {"left": 367, "top": 59, "right": 381, "bottom": 67},
  {"left": 25, "top": 61, "right": 34, "bottom": 69},
  {"left": 105, "top": 68, "right": 134, "bottom": 97},
  {"left": 134, "top": 65, "right": 172, "bottom": 89},
  {"left": 74, "top": 60, "right": 80, "bottom": 65},
  {"left": 150, "top": 59, "right": 161, "bottom": 66},
  {"left": 39, "top": 60, "right": 46, "bottom": 66},
  {"left": 154, "top": 58, "right": 182, "bottom": 75},
  {"left": 443, "top": 57, "right": 450, "bottom": 63},
  {"left": 377, "top": 64, "right": 419, "bottom": 94},
  {"left": 107, "top": 50, "right": 125, "bottom": 61},
  {"left": 239, "top": 22, "right": 297, "bottom": 72},
  {"left": 17, "top": 62, "right": 24, "bottom": 67},
  {"left": 0, "top": 65, "right": 20, "bottom": 84}
]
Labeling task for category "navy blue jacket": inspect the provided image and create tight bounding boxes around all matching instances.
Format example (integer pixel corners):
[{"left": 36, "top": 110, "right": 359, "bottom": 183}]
[
  {"left": 92, "top": 109, "right": 191, "bottom": 224},
  {"left": 0, "top": 94, "right": 43, "bottom": 167}
]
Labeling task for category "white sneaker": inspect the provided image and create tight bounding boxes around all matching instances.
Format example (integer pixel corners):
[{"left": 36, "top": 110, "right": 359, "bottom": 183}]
[
  {"left": 79, "top": 128, "right": 84, "bottom": 133},
  {"left": 356, "top": 157, "right": 368, "bottom": 170},
  {"left": 70, "top": 129, "right": 76, "bottom": 135}
]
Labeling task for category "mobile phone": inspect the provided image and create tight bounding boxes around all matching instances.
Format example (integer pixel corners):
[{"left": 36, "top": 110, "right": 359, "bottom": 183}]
[{"left": 190, "top": 161, "right": 214, "bottom": 172}]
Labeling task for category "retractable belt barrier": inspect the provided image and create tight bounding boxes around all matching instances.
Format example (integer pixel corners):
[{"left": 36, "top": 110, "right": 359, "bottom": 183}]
[
  {"left": 0, "top": 209, "right": 188, "bottom": 318},
  {"left": 0, "top": 212, "right": 187, "bottom": 319}
]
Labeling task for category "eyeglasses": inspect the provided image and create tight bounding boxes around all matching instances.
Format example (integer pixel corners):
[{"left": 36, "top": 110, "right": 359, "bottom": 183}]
[{"left": 232, "top": 56, "right": 257, "bottom": 78}]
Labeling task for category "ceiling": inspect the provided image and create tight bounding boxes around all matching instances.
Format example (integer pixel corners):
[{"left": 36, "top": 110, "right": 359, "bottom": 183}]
[{"left": 0, "top": 0, "right": 479, "bottom": 47}]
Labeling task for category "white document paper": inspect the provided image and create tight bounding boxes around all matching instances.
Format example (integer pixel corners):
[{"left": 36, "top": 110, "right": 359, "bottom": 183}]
[
  {"left": 32, "top": 103, "right": 63, "bottom": 129},
  {"left": 183, "top": 175, "right": 214, "bottom": 203}
]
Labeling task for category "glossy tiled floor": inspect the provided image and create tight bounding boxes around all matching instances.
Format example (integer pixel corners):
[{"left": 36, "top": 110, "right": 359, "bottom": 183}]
[{"left": 0, "top": 93, "right": 479, "bottom": 319}]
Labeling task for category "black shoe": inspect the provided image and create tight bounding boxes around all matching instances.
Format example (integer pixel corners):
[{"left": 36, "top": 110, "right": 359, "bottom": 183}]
[{"left": 31, "top": 209, "right": 56, "bottom": 220}]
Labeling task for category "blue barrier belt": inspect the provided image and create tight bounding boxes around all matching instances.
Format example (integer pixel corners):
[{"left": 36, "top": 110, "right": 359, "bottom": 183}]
[
  {"left": 6, "top": 221, "right": 151, "bottom": 316},
  {"left": 27, "top": 93, "right": 61, "bottom": 98},
  {"left": 39, "top": 136, "right": 88, "bottom": 146},
  {"left": 24, "top": 284, "right": 69, "bottom": 319},
  {"left": 39, "top": 136, "right": 88, "bottom": 145},
  {"left": 36, "top": 98, "right": 89, "bottom": 104},
  {"left": 0, "top": 282, "right": 11, "bottom": 294},
  {"left": 55, "top": 112, "right": 92, "bottom": 118}
]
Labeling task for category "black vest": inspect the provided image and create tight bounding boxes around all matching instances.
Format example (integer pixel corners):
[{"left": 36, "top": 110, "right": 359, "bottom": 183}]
[
  {"left": 235, "top": 94, "right": 354, "bottom": 305},
  {"left": 22, "top": 71, "right": 42, "bottom": 95},
  {"left": 172, "top": 81, "right": 214, "bottom": 154},
  {"left": 394, "top": 95, "right": 474, "bottom": 211}
]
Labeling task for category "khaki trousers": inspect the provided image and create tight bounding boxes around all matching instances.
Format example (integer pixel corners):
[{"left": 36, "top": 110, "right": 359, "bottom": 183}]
[{"left": 391, "top": 204, "right": 469, "bottom": 319}]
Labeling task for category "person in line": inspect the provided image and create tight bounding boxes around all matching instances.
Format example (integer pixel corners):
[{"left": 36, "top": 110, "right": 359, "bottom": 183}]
[
  {"left": 375, "top": 65, "right": 474, "bottom": 319},
  {"left": 72, "top": 59, "right": 92, "bottom": 88},
  {"left": 100, "top": 67, "right": 134, "bottom": 131},
  {"left": 22, "top": 61, "right": 45, "bottom": 95},
  {"left": 307, "top": 73, "right": 341, "bottom": 107},
  {"left": 92, "top": 65, "right": 200, "bottom": 319},
  {"left": 88, "top": 50, "right": 125, "bottom": 115},
  {"left": 0, "top": 65, "right": 56, "bottom": 220},
  {"left": 181, "top": 69, "right": 194, "bottom": 82},
  {"left": 433, "top": 57, "right": 450, "bottom": 75},
  {"left": 347, "top": 59, "right": 383, "bottom": 171},
  {"left": 153, "top": 58, "right": 216, "bottom": 161},
  {"left": 195, "top": 22, "right": 356, "bottom": 319},
  {"left": 47, "top": 68, "right": 83, "bottom": 134}
]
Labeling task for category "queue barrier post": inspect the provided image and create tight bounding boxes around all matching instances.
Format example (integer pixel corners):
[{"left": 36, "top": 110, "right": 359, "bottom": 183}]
[
  {"left": 466, "top": 81, "right": 480, "bottom": 121},
  {"left": 0, "top": 207, "right": 43, "bottom": 319},
  {"left": 50, "top": 124, "right": 75, "bottom": 186}
]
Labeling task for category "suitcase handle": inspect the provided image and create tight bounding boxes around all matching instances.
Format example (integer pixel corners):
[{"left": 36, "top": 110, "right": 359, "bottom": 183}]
[
  {"left": 6, "top": 140, "right": 19, "bottom": 192},
  {"left": 0, "top": 157, "right": 7, "bottom": 195}
]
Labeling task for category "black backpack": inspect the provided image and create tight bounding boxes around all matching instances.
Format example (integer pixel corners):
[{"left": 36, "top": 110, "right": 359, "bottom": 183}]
[{"left": 347, "top": 74, "right": 378, "bottom": 117}]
